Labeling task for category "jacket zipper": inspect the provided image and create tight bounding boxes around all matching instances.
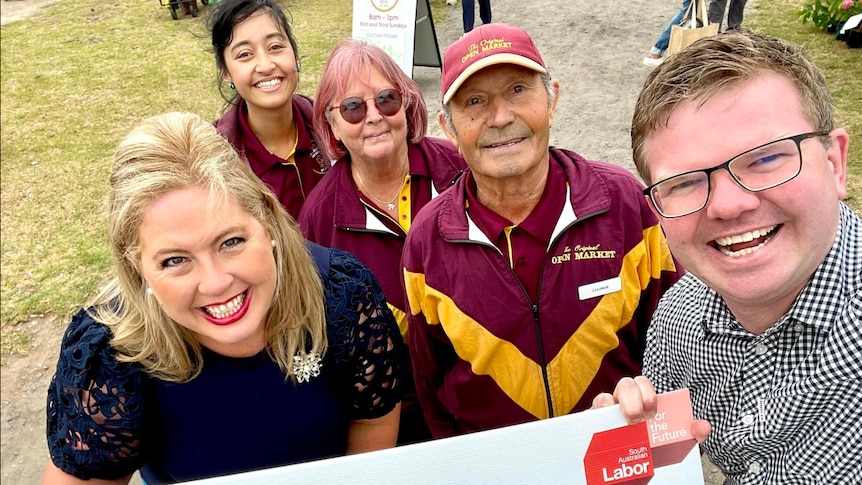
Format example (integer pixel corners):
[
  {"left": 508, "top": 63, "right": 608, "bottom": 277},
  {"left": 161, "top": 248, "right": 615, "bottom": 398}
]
[
  {"left": 463, "top": 239, "right": 556, "bottom": 418},
  {"left": 523, "top": 205, "right": 610, "bottom": 419},
  {"left": 531, "top": 303, "right": 554, "bottom": 417}
]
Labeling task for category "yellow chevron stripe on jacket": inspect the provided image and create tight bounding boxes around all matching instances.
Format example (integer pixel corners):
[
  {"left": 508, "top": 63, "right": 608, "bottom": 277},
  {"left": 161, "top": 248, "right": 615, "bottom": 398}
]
[
  {"left": 404, "top": 225, "right": 675, "bottom": 419},
  {"left": 643, "top": 224, "right": 678, "bottom": 277},
  {"left": 546, "top": 225, "right": 676, "bottom": 412},
  {"left": 388, "top": 303, "right": 408, "bottom": 338},
  {"left": 404, "top": 269, "right": 550, "bottom": 418}
]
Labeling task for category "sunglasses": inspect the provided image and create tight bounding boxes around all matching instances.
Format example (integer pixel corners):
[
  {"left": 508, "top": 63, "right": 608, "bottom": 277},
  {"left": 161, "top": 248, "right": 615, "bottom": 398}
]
[{"left": 334, "top": 89, "right": 403, "bottom": 124}]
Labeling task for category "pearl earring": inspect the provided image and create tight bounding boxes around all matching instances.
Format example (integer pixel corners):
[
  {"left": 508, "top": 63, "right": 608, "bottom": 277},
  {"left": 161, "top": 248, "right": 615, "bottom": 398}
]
[
  {"left": 271, "top": 239, "right": 277, "bottom": 248},
  {"left": 146, "top": 287, "right": 154, "bottom": 296}
]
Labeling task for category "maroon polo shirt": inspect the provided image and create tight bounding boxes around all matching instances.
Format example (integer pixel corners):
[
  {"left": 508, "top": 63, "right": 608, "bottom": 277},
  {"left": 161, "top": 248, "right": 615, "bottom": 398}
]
[
  {"left": 355, "top": 142, "right": 442, "bottom": 233},
  {"left": 236, "top": 102, "right": 325, "bottom": 218},
  {"left": 465, "top": 159, "right": 566, "bottom": 302}
]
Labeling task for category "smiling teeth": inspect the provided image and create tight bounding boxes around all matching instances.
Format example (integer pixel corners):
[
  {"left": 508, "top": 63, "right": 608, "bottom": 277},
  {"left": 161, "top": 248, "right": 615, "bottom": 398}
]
[
  {"left": 256, "top": 79, "right": 281, "bottom": 89},
  {"left": 718, "top": 242, "right": 765, "bottom": 257},
  {"left": 714, "top": 226, "right": 776, "bottom": 247},
  {"left": 204, "top": 293, "right": 244, "bottom": 319},
  {"left": 488, "top": 139, "right": 519, "bottom": 148},
  {"left": 714, "top": 225, "right": 777, "bottom": 257}
]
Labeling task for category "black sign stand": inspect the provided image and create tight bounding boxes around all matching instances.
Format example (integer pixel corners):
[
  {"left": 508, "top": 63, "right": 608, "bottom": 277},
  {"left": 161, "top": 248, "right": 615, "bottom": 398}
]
[{"left": 413, "top": 0, "right": 442, "bottom": 71}]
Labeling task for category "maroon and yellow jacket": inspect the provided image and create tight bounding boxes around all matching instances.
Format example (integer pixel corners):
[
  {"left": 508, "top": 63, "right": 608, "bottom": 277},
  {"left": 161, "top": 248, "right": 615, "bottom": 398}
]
[
  {"left": 402, "top": 147, "right": 682, "bottom": 438},
  {"left": 214, "top": 94, "right": 330, "bottom": 219},
  {"left": 298, "top": 136, "right": 465, "bottom": 444},
  {"left": 298, "top": 136, "right": 465, "bottom": 336}
]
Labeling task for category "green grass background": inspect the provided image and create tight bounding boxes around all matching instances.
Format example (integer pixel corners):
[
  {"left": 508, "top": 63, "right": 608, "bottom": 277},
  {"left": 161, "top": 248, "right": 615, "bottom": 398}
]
[{"left": 1, "top": 0, "right": 859, "bottom": 355}]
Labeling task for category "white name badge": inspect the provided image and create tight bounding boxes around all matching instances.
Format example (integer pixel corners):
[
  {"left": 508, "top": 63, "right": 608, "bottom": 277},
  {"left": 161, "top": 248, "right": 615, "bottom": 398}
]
[{"left": 578, "top": 276, "right": 622, "bottom": 300}]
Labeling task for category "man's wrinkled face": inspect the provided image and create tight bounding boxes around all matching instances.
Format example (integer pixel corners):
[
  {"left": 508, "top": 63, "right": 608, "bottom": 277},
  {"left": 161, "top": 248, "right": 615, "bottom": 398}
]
[{"left": 441, "top": 65, "right": 558, "bottom": 186}]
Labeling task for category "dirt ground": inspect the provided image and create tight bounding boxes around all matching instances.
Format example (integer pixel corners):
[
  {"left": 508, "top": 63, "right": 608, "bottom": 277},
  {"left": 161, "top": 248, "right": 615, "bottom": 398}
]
[
  {"left": 414, "top": 0, "right": 669, "bottom": 173},
  {"left": 2, "top": 0, "right": 729, "bottom": 483},
  {"left": 0, "top": 0, "right": 59, "bottom": 25}
]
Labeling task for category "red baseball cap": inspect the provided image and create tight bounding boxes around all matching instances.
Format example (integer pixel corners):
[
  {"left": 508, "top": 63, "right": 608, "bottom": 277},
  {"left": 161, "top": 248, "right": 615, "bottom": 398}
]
[{"left": 441, "top": 23, "right": 547, "bottom": 104}]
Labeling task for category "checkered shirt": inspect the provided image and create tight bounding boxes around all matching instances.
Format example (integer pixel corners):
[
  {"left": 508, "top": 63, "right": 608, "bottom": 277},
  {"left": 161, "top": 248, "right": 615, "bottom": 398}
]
[{"left": 644, "top": 202, "right": 862, "bottom": 484}]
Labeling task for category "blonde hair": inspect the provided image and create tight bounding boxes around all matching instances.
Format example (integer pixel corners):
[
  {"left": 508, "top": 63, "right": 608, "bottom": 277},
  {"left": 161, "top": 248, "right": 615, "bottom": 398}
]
[
  {"left": 631, "top": 30, "right": 834, "bottom": 185},
  {"left": 91, "top": 112, "right": 326, "bottom": 382}
]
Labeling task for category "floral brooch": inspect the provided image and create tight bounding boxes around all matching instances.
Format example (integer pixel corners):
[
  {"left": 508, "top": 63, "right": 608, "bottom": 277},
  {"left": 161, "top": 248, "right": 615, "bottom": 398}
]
[{"left": 293, "top": 351, "right": 322, "bottom": 383}]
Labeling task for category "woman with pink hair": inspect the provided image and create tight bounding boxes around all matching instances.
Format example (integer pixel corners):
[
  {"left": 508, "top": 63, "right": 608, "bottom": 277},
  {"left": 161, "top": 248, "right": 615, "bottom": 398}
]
[{"left": 299, "top": 39, "right": 466, "bottom": 446}]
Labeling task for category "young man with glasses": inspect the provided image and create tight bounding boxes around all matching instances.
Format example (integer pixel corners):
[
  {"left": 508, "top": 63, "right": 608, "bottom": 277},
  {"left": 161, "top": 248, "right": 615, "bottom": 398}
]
[
  {"left": 596, "top": 31, "right": 859, "bottom": 483},
  {"left": 402, "top": 23, "right": 682, "bottom": 438}
]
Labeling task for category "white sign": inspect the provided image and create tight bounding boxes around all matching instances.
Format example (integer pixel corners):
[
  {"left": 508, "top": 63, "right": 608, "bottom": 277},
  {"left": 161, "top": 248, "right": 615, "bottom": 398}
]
[
  {"left": 352, "top": 0, "right": 418, "bottom": 76},
  {"left": 184, "top": 389, "right": 704, "bottom": 484}
]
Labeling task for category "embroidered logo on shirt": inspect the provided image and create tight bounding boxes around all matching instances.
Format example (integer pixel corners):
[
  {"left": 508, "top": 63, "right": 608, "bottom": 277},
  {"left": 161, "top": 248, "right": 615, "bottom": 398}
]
[
  {"left": 551, "top": 246, "right": 573, "bottom": 265},
  {"left": 551, "top": 244, "right": 617, "bottom": 265},
  {"left": 572, "top": 244, "right": 617, "bottom": 260}
]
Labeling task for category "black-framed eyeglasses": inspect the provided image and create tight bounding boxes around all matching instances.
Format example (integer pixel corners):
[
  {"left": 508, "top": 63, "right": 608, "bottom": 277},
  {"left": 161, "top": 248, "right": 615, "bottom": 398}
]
[
  {"left": 331, "top": 89, "right": 402, "bottom": 124},
  {"left": 643, "top": 131, "right": 830, "bottom": 218}
]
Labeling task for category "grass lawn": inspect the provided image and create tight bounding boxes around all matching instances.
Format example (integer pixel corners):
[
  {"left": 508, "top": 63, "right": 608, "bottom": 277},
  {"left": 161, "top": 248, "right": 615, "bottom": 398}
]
[
  {"left": 1, "top": 0, "right": 859, "bottom": 355},
  {"left": 746, "top": 0, "right": 862, "bottom": 205}
]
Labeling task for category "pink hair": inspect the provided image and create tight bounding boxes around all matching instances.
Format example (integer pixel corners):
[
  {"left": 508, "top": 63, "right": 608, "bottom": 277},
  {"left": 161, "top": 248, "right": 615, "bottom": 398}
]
[{"left": 313, "top": 39, "right": 428, "bottom": 162}]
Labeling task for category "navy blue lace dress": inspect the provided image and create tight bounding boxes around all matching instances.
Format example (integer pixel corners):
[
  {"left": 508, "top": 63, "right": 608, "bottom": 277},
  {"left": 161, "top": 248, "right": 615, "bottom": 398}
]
[{"left": 46, "top": 245, "right": 405, "bottom": 484}]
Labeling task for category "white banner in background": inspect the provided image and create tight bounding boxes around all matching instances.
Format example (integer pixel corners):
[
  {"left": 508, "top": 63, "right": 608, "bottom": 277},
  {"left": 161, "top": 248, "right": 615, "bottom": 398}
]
[{"left": 352, "top": 0, "right": 418, "bottom": 76}]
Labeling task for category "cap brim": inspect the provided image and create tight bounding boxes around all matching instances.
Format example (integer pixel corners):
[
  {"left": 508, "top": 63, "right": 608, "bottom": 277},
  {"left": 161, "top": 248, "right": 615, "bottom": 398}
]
[{"left": 442, "top": 54, "right": 547, "bottom": 104}]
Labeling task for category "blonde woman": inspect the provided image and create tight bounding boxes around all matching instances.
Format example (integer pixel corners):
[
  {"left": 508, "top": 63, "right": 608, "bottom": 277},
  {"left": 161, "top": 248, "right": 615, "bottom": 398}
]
[{"left": 43, "top": 112, "right": 403, "bottom": 484}]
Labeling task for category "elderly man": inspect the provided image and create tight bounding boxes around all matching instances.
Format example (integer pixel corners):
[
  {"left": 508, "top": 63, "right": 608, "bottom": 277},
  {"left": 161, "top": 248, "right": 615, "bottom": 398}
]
[
  {"left": 597, "top": 31, "right": 860, "bottom": 483},
  {"left": 401, "top": 23, "right": 682, "bottom": 438}
]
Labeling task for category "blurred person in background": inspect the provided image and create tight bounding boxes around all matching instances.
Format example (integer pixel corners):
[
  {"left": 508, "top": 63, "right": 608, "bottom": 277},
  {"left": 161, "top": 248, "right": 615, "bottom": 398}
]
[
  {"left": 462, "top": 0, "right": 492, "bottom": 34},
  {"left": 708, "top": 0, "right": 747, "bottom": 31},
  {"left": 643, "top": 0, "right": 698, "bottom": 67}
]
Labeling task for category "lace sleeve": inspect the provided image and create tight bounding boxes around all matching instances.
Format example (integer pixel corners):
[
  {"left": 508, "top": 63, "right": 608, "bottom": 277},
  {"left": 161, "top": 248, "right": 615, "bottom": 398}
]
[
  {"left": 46, "top": 308, "right": 147, "bottom": 480},
  {"left": 323, "top": 248, "right": 406, "bottom": 420}
]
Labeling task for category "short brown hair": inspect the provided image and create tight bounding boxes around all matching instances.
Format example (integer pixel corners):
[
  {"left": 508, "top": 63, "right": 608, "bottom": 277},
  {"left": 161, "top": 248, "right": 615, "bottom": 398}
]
[{"left": 631, "top": 30, "right": 834, "bottom": 185}]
